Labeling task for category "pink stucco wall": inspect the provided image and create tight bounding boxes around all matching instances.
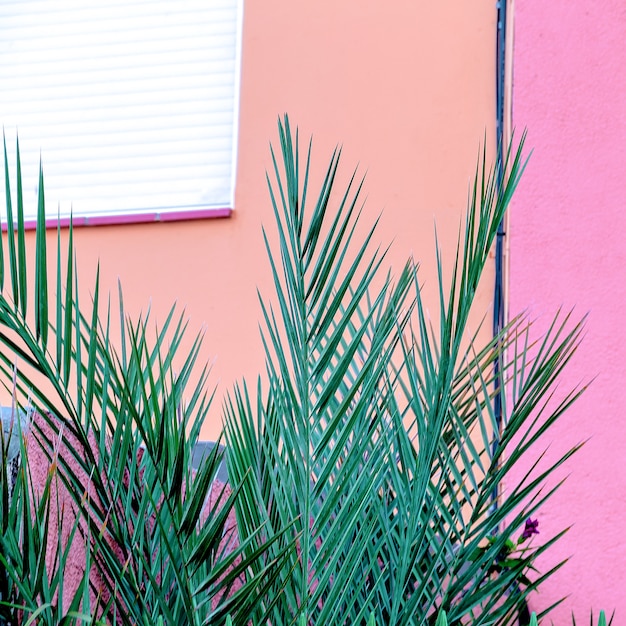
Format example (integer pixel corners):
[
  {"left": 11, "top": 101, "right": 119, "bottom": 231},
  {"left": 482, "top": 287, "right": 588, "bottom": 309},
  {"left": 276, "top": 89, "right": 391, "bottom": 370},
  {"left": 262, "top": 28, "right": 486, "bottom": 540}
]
[
  {"left": 509, "top": 1, "right": 626, "bottom": 619},
  {"left": 24, "top": 413, "right": 237, "bottom": 616}
]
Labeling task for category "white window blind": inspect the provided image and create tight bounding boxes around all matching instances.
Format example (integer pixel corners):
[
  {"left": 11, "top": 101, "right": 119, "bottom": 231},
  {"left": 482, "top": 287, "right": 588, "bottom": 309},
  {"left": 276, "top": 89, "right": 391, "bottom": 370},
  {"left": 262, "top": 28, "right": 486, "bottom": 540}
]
[{"left": 0, "top": 0, "right": 242, "bottom": 225}]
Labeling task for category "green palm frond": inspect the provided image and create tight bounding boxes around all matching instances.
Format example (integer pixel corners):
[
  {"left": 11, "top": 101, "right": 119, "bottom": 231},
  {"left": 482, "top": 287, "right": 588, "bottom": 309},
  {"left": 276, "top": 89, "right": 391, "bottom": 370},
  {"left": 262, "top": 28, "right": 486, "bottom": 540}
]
[
  {"left": 0, "top": 138, "right": 288, "bottom": 625},
  {"left": 226, "top": 116, "right": 586, "bottom": 625},
  {"left": 0, "top": 119, "right": 596, "bottom": 625},
  {"left": 0, "top": 414, "right": 93, "bottom": 625},
  {"left": 226, "top": 116, "right": 414, "bottom": 624}
]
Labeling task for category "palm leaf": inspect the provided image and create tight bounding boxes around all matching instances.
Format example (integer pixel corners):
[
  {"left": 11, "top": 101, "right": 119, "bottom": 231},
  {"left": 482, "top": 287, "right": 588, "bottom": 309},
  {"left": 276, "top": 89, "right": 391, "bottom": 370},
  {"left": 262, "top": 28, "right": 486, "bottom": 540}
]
[
  {"left": 226, "top": 117, "right": 586, "bottom": 625},
  {"left": 0, "top": 136, "right": 287, "bottom": 625},
  {"left": 226, "top": 116, "right": 414, "bottom": 624}
]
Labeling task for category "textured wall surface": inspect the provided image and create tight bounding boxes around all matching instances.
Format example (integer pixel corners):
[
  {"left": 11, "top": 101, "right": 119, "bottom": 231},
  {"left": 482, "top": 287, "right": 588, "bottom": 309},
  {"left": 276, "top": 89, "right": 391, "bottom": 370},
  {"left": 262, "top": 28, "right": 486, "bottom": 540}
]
[
  {"left": 509, "top": 0, "right": 626, "bottom": 619},
  {"left": 23, "top": 413, "right": 237, "bottom": 613}
]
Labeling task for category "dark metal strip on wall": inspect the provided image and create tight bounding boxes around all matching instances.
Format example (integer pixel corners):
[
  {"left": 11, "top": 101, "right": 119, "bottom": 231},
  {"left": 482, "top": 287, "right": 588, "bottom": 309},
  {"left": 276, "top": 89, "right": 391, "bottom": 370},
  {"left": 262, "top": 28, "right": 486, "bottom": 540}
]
[{"left": 492, "top": 0, "right": 507, "bottom": 473}]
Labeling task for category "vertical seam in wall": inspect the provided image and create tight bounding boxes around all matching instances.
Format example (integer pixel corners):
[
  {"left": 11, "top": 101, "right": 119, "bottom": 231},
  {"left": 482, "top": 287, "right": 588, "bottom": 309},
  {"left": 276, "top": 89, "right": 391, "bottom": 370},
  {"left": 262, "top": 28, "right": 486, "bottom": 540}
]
[
  {"left": 492, "top": 0, "right": 514, "bottom": 508},
  {"left": 494, "top": 0, "right": 509, "bottom": 341},
  {"left": 502, "top": 0, "right": 515, "bottom": 328}
]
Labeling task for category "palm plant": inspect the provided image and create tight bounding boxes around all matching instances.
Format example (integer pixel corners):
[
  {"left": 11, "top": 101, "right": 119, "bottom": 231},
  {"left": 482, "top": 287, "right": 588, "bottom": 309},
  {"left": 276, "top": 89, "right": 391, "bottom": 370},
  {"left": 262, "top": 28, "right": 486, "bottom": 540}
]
[
  {"left": 0, "top": 117, "right": 593, "bottom": 625},
  {"left": 568, "top": 611, "right": 613, "bottom": 626},
  {"left": 1, "top": 411, "right": 93, "bottom": 626},
  {"left": 0, "top": 140, "right": 290, "bottom": 625},
  {"left": 525, "top": 610, "right": 614, "bottom": 626},
  {"left": 224, "top": 117, "right": 586, "bottom": 624}
]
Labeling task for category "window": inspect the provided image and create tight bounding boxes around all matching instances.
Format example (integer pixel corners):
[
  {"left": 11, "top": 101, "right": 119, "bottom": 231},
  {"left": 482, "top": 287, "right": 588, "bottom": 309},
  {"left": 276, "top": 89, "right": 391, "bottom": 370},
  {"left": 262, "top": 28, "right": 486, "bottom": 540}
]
[{"left": 0, "top": 0, "right": 243, "bottom": 226}]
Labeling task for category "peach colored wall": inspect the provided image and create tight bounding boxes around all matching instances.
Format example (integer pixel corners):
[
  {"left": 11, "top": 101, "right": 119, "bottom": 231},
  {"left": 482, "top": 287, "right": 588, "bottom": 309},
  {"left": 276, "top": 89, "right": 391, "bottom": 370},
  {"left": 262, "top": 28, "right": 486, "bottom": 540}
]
[
  {"left": 9, "top": 1, "right": 498, "bottom": 441},
  {"left": 509, "top": 0, "right": 626, "bottom": 619},
  {"left": 4, "top": 2, "right": 506, "bottom": 620}
]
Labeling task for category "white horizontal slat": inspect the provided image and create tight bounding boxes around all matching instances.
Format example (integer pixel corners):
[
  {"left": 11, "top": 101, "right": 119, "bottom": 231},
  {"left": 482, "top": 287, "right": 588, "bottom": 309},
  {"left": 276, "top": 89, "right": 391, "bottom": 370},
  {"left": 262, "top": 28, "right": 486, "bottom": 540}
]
[{"left": 0, "top": 0, "right": 242, "bottom": 223}]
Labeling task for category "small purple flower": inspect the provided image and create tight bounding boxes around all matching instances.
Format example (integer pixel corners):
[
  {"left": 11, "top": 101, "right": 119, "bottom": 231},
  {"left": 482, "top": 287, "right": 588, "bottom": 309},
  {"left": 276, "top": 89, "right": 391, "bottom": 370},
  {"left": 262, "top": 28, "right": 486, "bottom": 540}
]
[{"left": 520, "top": 517, "right": 539, "bottom": 541}]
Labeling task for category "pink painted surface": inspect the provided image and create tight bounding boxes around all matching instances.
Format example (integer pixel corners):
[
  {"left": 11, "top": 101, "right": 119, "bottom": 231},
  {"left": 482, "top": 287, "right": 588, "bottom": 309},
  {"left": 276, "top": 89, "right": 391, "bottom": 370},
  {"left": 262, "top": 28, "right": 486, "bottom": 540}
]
[
  {"left": 25, "top": 415, "right": 90, "bottom": 612},
  {"left": 509, "top": 0, "right": 626, "bottom": 619},
  {"left": 25, "top": 413, "right": 238, "bottom": 619}
]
